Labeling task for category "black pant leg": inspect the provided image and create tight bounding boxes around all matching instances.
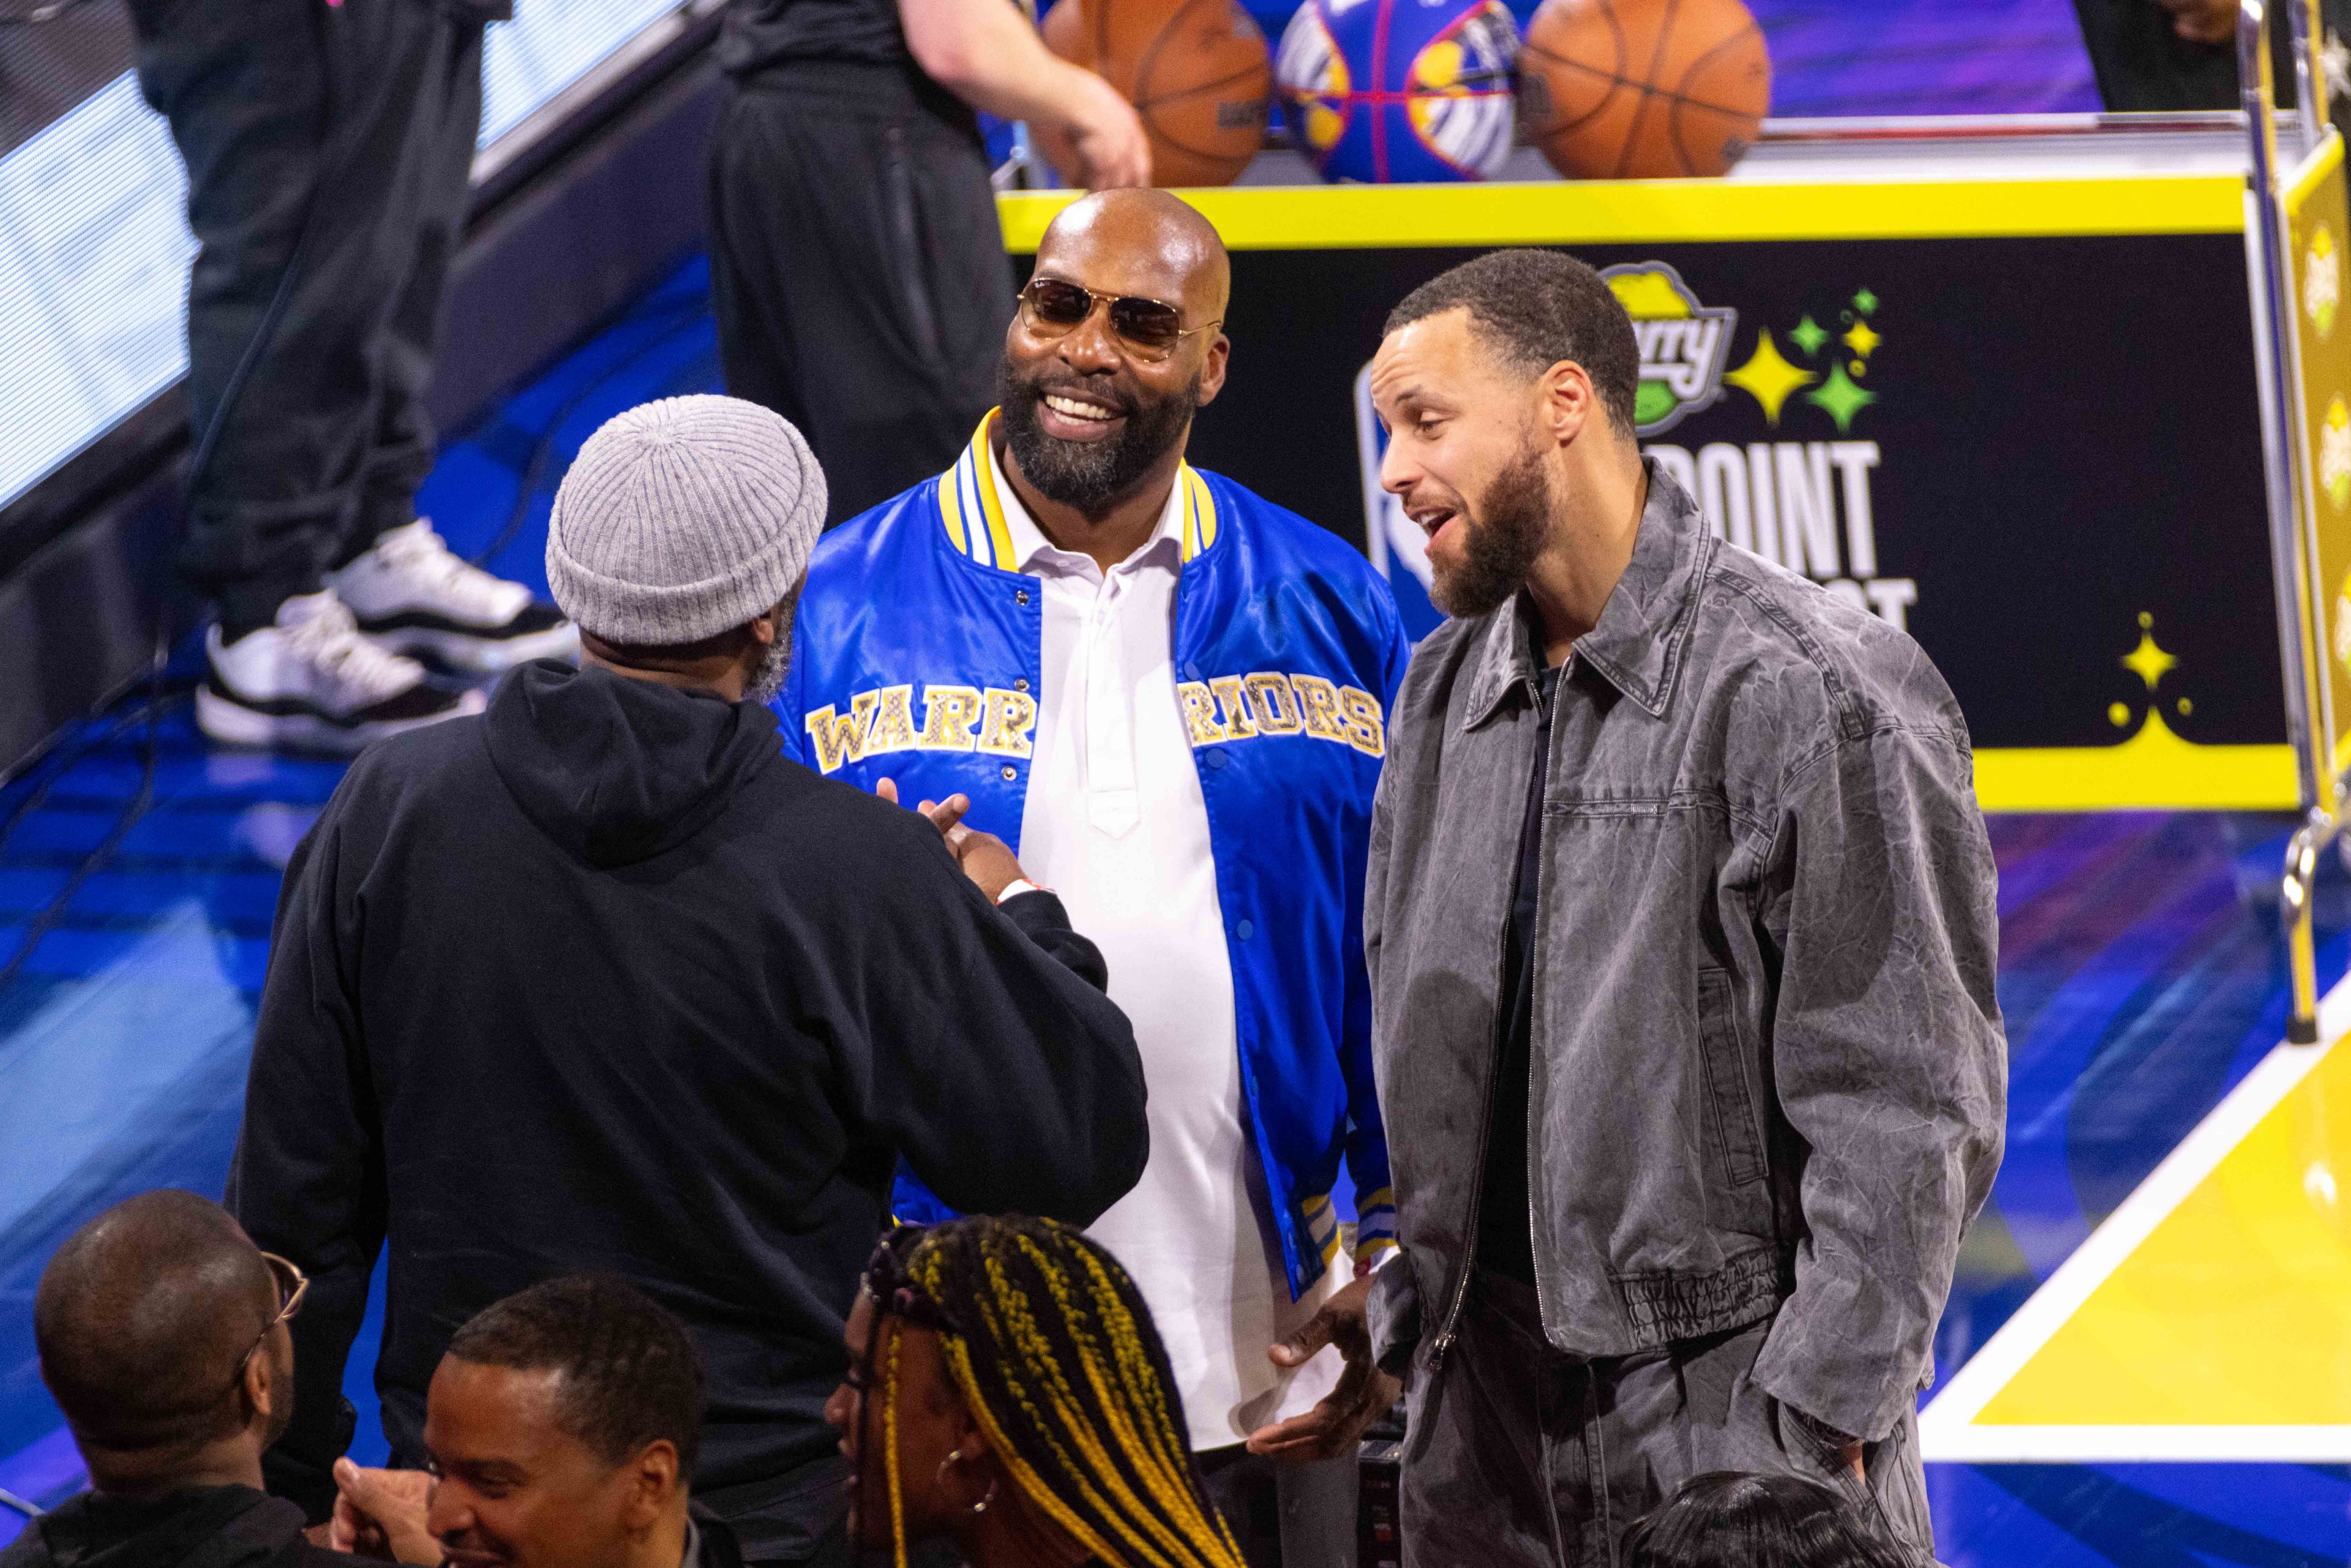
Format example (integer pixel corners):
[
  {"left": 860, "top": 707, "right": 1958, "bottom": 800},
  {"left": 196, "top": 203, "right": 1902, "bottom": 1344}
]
[
  {"left": 707, "top": 73, "right": 1014, "bottom": 527},
  {"left": 708, "top": 89, "right": 816, "bottom": 443},
  {"left": 350, "top": 17, "right": 486, "bottom": 557},
  {"left": 130, "top": 0, "right": 462, "bottom": 632},
  {"left": 1397, "top": 1275, "right": 1570, "bottom": 1568},
  {"left": 1196, "top": 1444, "right": 1360, "bottom": 1568}
]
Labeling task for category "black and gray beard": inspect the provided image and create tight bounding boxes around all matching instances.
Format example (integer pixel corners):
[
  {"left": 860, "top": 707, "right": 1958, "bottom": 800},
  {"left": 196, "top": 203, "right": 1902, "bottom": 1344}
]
[
  {"left": 747, "top": 589, "right": 799, "bottom": 706},
  {"left": 1429, "top": 444, "right": 1553, "bottom": 619},
  {"left": 997, "top": 359, "right": 1201, "bottom": 513}
]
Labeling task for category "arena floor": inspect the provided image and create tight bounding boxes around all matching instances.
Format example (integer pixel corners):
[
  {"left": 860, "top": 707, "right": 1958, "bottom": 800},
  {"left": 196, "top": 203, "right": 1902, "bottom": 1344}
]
[{"left": 9, "top": 247, "right": 2351, "bottom": 1562}]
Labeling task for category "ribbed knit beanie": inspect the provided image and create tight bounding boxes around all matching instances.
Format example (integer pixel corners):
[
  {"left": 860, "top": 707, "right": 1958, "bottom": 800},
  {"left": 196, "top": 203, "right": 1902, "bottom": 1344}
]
[{"left": 546, "top": 394, "right": 827, "bottom": 647}]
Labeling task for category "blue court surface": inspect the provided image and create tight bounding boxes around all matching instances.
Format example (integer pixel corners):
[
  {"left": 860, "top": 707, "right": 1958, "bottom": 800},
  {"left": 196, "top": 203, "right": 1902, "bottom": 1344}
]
[{"left": 0, "top": 4, "right": 2316, "bottom": 1556}]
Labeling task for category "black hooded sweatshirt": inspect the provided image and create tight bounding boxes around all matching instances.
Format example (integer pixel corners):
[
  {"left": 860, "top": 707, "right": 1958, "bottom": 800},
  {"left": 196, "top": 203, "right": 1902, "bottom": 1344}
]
[
  {"left": 0, "top": 1488, "right": 348, "bottom": 1568},
  {"left": 223, "top": 663, "right": 1147, "bottom": 1556}
]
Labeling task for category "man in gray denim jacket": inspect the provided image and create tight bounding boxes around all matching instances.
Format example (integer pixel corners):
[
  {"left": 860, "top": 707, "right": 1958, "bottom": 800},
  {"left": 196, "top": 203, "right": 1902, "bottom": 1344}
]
[{"left": 1318, "top": 251, "right": 2006, "bottom": 1563}]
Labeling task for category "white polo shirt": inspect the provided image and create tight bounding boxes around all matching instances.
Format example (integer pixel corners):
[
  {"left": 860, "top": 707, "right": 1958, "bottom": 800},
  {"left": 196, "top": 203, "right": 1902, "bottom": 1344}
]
[{"left": 991, "top": 442, "right": 1345, "bottom": 1452}]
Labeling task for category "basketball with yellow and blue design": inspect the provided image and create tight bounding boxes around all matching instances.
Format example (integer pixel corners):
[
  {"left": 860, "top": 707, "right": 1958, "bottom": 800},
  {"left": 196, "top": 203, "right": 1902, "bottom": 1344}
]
[{"left": 1273, "top": 0, "right": 1520, "bottom": 183}]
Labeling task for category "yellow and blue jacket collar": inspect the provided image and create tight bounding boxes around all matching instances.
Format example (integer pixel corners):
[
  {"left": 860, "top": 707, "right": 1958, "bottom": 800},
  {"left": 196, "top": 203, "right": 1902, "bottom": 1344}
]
[{"left": 937, "top": 410, "right": 1222, "bottom": 571}]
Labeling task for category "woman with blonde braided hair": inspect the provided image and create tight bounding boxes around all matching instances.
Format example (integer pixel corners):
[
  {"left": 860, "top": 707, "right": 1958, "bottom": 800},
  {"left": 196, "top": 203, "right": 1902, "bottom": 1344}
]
[{"left": 821, "top": 1217, "right": 1251, "bottom": 1568}]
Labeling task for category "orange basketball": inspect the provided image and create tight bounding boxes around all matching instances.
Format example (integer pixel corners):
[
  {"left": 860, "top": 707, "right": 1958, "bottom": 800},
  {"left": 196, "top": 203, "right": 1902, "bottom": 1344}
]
[
  {"left": 1520, "top": 0, "right": 1769, "bottom": 179},
  {"left": 1040, "top": 0, "right": 1272, "bottom": 187}
]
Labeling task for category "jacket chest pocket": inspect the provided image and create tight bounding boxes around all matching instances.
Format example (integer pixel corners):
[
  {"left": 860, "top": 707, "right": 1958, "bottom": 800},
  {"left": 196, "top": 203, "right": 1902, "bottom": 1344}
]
[{"left": 1696, "top": 966, "right": 1768, "bottom": 1188}]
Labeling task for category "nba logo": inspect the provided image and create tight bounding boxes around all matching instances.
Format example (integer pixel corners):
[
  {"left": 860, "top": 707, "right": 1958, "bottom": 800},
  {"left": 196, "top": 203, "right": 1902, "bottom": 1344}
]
[{"left": 1354, "top": 361, "right": 1446, "bottom": 642}]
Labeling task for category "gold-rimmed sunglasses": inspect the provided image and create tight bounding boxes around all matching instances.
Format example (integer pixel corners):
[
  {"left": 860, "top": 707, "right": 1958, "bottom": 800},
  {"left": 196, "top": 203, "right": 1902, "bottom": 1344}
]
[
  {"left": 233, "top": 1251, "right": 309, "bottom": 1387},
  {"left": 1016, "top": 277, "right": 1220, "bottom": 362}
]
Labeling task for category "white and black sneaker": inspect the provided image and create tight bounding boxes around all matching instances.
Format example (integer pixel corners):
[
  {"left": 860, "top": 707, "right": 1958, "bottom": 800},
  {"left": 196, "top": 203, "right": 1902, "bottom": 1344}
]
[
  {"left": 197, "top": 589, "right": 486, "bottom": 755},
  {"left": 330, "top": 518, "right": 578, "bottom": 673}
]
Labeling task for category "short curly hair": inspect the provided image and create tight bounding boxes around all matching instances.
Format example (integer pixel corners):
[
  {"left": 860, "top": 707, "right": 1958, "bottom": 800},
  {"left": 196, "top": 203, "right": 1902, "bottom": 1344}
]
[
  {"left": 448, "top": 1274, "right": 707, "bottom": 1481},
  {"left": 1384, "top": 248, "right": 1641, "bottom": 437}
]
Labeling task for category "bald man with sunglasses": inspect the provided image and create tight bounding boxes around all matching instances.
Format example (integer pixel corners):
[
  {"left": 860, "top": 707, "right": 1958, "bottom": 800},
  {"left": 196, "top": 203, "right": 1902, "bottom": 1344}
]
[
  {"left": 773, "top": 188, "right": 1412, "bottom": 1566},
  {"left": 5, "top": 1192, "right": 349, "bottom": 1568}
]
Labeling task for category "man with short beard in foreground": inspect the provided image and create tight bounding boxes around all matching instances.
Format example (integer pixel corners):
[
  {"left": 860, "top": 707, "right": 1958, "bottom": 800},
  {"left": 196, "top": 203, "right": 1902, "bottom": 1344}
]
[
  {"left": 776, "top": 188, "right": 1411, "bottom": 1564},
  {"left": 1334, "top": 250, "right": 2006, "bottom": 1564},
  {"left": 4, "top": 1192, "right": 348, "bottom": 1568},
  {"left": 228, "top": 394, "right": 1147, "bottom": 1568}
]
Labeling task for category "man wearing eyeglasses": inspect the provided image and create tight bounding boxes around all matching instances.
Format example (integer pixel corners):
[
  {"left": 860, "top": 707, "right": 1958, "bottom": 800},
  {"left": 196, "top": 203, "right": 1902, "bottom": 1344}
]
[
  {"left": 772, "top": 187, "right": 1411, "bottom": 1566},
  {"left": 5, "top": 1192, "right": 344, "bottom": 1568}
]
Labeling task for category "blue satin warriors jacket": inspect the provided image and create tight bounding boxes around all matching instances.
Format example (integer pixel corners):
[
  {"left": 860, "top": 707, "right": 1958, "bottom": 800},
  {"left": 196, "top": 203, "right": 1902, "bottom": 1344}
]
[{"left": 774, "top": 414, "right": 1411, "bottom": 1299}]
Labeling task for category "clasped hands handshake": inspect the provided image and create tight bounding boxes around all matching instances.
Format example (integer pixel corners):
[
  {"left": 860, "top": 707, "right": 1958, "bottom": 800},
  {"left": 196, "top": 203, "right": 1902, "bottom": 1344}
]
[{"left": 305, "top": 1458, "right": 439, "bottom": 1566}]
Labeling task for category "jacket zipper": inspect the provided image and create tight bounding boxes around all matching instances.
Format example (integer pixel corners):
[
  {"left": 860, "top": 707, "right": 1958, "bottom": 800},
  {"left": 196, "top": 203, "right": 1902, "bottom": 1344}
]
[
  {"left": 1428, "top": 993, "right": 1506, "bottom": 1375},
  {"left": 1523, "top": 734, "right": 1556, "bottom": 1336},
  {"left": 1429, "top": 672, "right": 1547, "bottom": 1374},
  {"left": 1420, "top": 992, "right": 1495, "bottom": 1373}
]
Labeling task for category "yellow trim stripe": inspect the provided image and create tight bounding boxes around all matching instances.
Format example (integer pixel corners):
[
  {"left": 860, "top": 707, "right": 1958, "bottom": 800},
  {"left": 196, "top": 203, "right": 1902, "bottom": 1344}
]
[
  {"left": 1186, "top": 467, "right": 1218, "bottom": 554},
  {"left": 1358, "top": 1186, "right": 1395, "bottom": 1214},
  {"left": 1972, "top": 742, "right": 2297, "bottom": 813},
  {"left": 999, "top": 175, "right": 2244, "bottom": 253},
  {"left": 939, "top": 456, "right": 969, "bottom": 555},
  {"left": 1319, "top": 1229, "right": 1343, "bottom": 1267},
  {"left": 970, "top": 417, "right": 1017, "bottom": 569},
  {"left": 2287, "top": 129, "right": 2345, "bottom": 214}
]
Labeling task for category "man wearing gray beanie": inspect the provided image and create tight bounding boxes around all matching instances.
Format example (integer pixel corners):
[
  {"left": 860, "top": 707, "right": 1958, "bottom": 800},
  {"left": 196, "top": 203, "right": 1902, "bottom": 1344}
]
[{"left": 225, "top": 395, "right": 1150, "bottom": 1567}]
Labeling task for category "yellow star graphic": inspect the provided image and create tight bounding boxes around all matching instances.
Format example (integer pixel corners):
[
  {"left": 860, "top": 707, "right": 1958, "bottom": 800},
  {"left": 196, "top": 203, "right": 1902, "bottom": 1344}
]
[
  {"left": 2121, "top": 613, "right": 2179, "bottom": 690},
  {"left": 1843, "top": 318, "right": 1883, "bottom": 358},
  {"left": 1724, "top": 331, "right": 1818, "bottom": 427}
]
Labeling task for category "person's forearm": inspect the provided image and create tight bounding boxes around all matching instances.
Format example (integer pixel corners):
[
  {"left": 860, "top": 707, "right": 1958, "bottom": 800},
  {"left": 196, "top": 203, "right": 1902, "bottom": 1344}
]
[{"left": 900, "top": 0, "right": 1100, "bottom": 129}]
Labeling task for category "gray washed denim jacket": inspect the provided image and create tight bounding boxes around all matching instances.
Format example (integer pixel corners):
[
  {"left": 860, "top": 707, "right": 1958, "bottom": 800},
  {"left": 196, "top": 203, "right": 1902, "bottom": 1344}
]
[{"left": 1363, "top": 463, "right": 2006, "bottom": 1443}]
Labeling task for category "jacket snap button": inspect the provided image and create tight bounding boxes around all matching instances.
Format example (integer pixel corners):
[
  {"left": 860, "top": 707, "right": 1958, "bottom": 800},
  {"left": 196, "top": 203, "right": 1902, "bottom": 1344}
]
[
  {"left": 1014, "top": 678, "right": 1030, "bottom": 692},
  {"left": 1000, "top": 764, "right": 1018, "bottom": 781},
  {"left": 1016, "top": 590, "right": 1031, "bottom": 606},
  {"left": 1235, "top": 919, "right": 1254, "bottom": 941}
]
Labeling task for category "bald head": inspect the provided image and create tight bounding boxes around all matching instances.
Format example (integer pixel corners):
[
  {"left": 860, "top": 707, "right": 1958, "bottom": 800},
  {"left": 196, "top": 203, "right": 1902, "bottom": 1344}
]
[
  {"left": 1036, "top": 188, "right": 1230, "bottom": 325},
  {"left": 36, "top": 1191, "right": 280, "bottom": 1455},
  {"left": 999, "top": 190, "right": 1235, "bottom": 525}
]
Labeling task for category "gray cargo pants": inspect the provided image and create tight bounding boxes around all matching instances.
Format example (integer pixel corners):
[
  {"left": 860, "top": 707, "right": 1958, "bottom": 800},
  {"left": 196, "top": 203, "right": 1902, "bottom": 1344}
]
[{"left": 1399, "top": 1272, "right": 1933, "bottom": 1566}]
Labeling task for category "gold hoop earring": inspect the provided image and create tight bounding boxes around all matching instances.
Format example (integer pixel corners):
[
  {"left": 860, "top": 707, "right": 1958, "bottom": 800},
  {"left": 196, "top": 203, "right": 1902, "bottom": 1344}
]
[{"left": 936, "top": 1450, "right": 997, "bottom": 1515}]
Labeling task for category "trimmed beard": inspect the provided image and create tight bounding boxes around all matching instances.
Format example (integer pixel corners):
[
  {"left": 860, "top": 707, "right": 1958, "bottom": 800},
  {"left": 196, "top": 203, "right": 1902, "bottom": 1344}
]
[
  {"left": 996, "top": 358, "right": 1201, "bottom": 512},
  {"left": 1429, "top": 443, "right": 1552, "bottom": 619}
]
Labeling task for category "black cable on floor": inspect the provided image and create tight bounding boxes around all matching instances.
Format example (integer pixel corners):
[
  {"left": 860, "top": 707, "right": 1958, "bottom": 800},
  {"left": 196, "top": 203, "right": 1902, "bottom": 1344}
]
[
  {"left": 0, "top": 648, "right": 184, "bottom": 997},
  {"left": 0, "top": 691, "right": 179, "bottom": 865}
]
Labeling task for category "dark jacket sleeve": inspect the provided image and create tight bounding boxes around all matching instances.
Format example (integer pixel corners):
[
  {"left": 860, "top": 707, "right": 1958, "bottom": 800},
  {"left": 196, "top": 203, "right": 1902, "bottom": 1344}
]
[
  {"left": 822, "top": 806, "right": 1147, "bottom": 1228},
  {"left": 1748, "top": 722, "right": 2007, "bottom": 1442},
  {"left": 883, "top": 888, "right": 1113, "bottom": 1223},
  {"left": 223, "top": 789, "right": 388, "bottom": 1520},
  {"left": 996, "top": 888, "right": 1108, "bottom": 992}
]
